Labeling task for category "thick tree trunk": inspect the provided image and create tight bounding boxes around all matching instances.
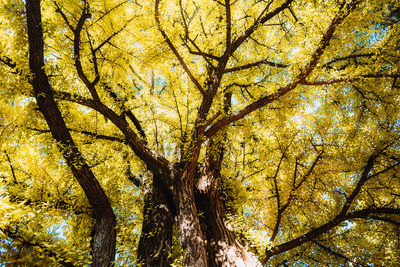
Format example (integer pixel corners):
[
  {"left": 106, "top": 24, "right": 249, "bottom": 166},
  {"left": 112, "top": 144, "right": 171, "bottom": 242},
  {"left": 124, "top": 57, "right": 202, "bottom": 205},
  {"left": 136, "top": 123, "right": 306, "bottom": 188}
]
[
  {"left": 176, "top": 172, "right": 209, "bottom": 266},
  {"left": 137, "top": 173, "right": 174, "bottom": 266},
  {"left": 91, "top": 215, "right": 117, "bottom": 267},
  {"left": 135, "top": 163, "right": 262, "bottom": 267},
  {"left": 195, "top": 128, "right": 262, "bottom": 267},
  {"left": 196, "top": 190, "right": 262, "bottom": 267}
]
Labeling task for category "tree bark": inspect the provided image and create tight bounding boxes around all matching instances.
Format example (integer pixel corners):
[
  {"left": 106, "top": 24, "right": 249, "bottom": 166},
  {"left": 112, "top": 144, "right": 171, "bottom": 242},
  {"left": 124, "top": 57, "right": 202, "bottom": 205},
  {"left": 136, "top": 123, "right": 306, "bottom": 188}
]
[
  {"left": 92, "top": 215, "right": 117, "bottom": 266},
  {"left": 26, "top": 1, "right": 116, "bottom": 265},
  {"left": 196, "top": 191, "right": 262, "bottom": 267},
  {"left": 137, "top": 173, "right": 174, "bottom": 266},
  {"left": 176, "top": 169, "right": 209, "bottom": 267},
  {"left": 136, "top": 158, "right": 262, "bottom": 267},
  {"left": 196, "top": 138, "right": 262, "bottom": 267}
]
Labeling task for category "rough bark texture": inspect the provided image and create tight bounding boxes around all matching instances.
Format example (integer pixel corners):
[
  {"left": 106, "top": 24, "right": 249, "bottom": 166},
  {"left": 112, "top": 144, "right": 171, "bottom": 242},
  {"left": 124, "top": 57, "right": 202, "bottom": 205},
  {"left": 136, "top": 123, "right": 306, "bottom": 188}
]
[
  {"left": 136, "top": 161, "right": 262, "bottom": 267},
  {"left": 196, "top": 189, "right": 262, "bottom": 267},
  {"left": 92, "top": 215, "right": 117, "bottom": 266},
  {"left": 196, "top": 137, "right": 262, "bottom": 267},
  {"left": 176, "top": 169, "right": 209, "bottom": 266},
  {"left": 137, "top": 173, "right": 174, "bottom": 267}
]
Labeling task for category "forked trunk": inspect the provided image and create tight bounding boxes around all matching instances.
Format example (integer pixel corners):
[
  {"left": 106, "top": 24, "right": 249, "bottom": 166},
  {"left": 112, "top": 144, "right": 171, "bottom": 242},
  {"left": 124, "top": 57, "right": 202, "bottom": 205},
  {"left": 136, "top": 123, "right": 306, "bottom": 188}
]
[{"left": 137, "top": 162, "right": 262, "bottom": 267}]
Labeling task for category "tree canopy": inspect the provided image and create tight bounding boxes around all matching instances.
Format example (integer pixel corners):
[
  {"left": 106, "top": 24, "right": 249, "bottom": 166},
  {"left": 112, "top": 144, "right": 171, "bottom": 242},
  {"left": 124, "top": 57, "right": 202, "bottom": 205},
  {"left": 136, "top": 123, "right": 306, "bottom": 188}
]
[{"left": 0, "top": 0, "right": 399, "bottom": 266}]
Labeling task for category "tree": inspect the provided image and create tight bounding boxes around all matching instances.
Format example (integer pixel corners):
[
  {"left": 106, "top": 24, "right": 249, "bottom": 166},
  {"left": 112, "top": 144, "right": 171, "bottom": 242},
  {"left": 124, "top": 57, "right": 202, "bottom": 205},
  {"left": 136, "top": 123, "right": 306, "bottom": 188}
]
[{"left": 0, "top": 0, "right": 399, "bottom": 265}]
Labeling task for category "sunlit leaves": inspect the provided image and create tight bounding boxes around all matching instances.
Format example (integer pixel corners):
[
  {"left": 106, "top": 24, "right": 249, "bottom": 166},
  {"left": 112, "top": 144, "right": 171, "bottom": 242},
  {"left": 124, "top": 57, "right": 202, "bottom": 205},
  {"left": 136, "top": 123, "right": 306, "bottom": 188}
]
[{"left": 1, "top": 0, "right": 400, "bottom": 265}]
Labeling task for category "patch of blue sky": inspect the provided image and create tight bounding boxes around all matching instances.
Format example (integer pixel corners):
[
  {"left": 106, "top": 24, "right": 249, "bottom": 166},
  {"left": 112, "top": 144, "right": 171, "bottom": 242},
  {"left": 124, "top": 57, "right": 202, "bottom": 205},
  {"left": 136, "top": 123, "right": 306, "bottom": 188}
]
[
  {"left": 78, "top": 106, "right": 91, "bottom": 114},
  {"left": 46, "top": 222, "right": 69, "bottom": 241},
  {"left": 340, "top": 221, "right": 355, "bottom": 231},
  {"left": 322, "top": 193, "right": 333, "bottom": 201}
]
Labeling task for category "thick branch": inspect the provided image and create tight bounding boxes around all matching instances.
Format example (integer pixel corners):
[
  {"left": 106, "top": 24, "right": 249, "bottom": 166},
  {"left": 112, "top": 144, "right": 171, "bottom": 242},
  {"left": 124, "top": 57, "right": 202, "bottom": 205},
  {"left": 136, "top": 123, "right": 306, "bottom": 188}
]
[
  {"left": 224, "top": 59, "right": 288, "bottom": 73},
  {"left": 26, "top": 1, "right": 116, "bottom": 264},
  {"left": 27, "top": 0, "right": 114, "bottom": 219},
  {"left": 264, "top": 208, "right": 400, "bottom": 262},
  {"left": 205, "top": 0, "right": 362, "bottom": 138},
  {"left": 54, "top": 91, "right": 168, "bottom": 171}
]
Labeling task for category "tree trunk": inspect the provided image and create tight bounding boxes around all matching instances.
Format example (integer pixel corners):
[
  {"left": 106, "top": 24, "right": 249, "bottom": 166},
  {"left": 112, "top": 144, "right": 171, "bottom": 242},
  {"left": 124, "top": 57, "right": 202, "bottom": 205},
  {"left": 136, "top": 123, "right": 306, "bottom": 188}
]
[
  {"left": 135, "top": 162, "right": 262, "bottom": 267},
  {"left": 91, "top": 215, "right": 117, "bottom": 267},
  {"left": 196, "top": 189, "right": 262, "bottom": 267},
  {"left": 137, "top": 173, "right": 174, "bottom": 266},
  {"left": 176, "top": 170, "right": 209, "bottom": 266},
  {"left": 195, "top": 129, "right": 262, "bottom": 267},
  {"left": 26, "top": 1, "right": 117, "bottom": 265}
]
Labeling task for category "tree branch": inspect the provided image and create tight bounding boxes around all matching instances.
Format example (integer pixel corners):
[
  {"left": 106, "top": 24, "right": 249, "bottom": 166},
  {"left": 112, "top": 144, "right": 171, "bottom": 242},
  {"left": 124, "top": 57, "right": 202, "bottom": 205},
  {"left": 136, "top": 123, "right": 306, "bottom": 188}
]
[
  {"left": 264, "top": 144, "right": 398, "bottom": 263},
  {"left": 323, "top": 53, "right": 374, "bottom": 68},
  {"left": 102, "top": 84, "right": 147, "bottom": 141},
  {"left": 53, "top": 91, "right": 169, "bottom": 171},
  {"left": 340, "top": 154, "right": 377, "bottom": 216},
  {"left": 270, "top": 152, "right": 286, "bottom": 242},
  {"left": 0, "top": 227, "right": 75, "bottom": 267},
  {"left": 26, "top": 2, "right": 117, "bottom": 263},
  {"left": 301, "top": 73, "right": 400, "bottom": 86},
  {"left": 264, "top": 207, "right": 400, "bottom": 263},
  {"left": 73, "top": 2, "right": 101, "bottom": 102},
  {"left": 270, "top": 151, "right": 324, "bottom": 241},
  {"left": 369, "top": 215, "right": 400, "bottom": 226},
  {"left": 312, "top": 240, "right": 367, "bottom": 267},
  {"left": 93, "top": 17, "right": 134, "bottom": 53},
  {"left": 53, "top": 1, "right": 74, "bottom": 32},
  {"left": 185, "top": 45, "right": 221, "bottom": 61},
  {"left": 0, "top": 55, "right": 17, "bottom": 69},
  {"left": 27, "top": 126, "right": 126, "bottom": 144},
  {"left": 229, "top": 0, "right": 294, "bottom": 54},
  {"left": 155, "top": 0, "right": 206, "bottom": 96},
  {"left": 205, "top": 0, "right": 363, "bottom": 138},
  {"left": 0, "top": 54, "right": 23, "bottom": 75},
  {"left": 224, "top": 58, "right": 288, "bottom": 73},
  {"left": 225, "top": 0, "right": 232, "bottom": 48},
  {"left": 127, "top": 173, "right": 142, "bottom": 188},
  {"left": 27, "top": 0, "right": 114, "bottom": 218},
  {"left": 4, "top": 152, "right": 18, "bottom": 184},
  {"left": 183, "top": 35, "right": 218, "bottom": 67}
]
